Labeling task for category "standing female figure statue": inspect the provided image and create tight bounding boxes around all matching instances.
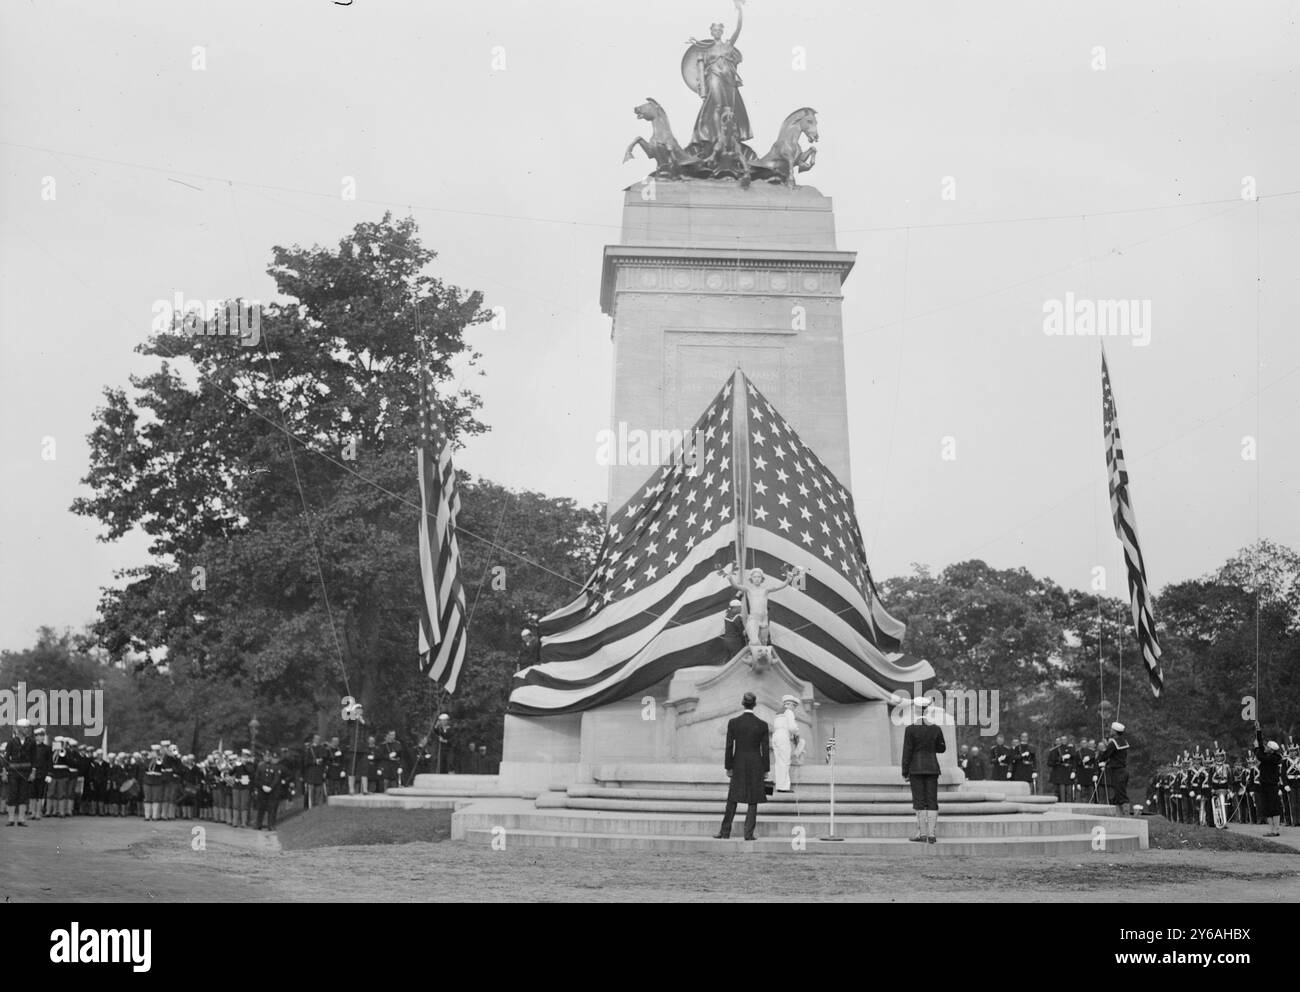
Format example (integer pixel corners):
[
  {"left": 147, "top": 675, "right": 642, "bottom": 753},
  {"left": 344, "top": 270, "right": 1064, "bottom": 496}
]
[{"left": 683, "top": 0, "right": 750, "bottom": 151}]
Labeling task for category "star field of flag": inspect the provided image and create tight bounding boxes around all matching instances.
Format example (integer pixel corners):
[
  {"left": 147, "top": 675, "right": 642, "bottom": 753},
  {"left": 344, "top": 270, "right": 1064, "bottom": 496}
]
[
  {"left": 581, "top": 383, "right": 736, "bottom": 619},
  {"left": 742, "top": 380, "right": 883, "bottom": 614},
  {"left": 508, "top": 372, "right": 932, "bottom": 716}
]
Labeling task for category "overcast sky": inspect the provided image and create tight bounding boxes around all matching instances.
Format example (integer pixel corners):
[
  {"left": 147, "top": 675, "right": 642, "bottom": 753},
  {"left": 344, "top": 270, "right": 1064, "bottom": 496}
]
[{"left": 2, "top": 0, "right": 1297, "bottom": 651}]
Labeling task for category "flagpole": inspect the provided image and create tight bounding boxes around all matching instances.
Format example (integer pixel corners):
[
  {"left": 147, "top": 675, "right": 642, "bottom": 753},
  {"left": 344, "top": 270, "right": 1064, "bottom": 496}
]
[
  {"left": 729, "top": 368, "right": 751, "bottom": 646},
  {"left": 731, "top": 367, "right": 749, "bottom": 575},
  {"left": 820, "top": 724, "right": 842, "bottom": 841}
]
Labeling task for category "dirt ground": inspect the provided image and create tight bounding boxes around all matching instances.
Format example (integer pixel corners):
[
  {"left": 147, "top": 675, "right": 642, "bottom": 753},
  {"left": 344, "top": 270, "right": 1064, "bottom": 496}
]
[{"left": 4, "top": 817, "right": 1299, "bottom": 902}]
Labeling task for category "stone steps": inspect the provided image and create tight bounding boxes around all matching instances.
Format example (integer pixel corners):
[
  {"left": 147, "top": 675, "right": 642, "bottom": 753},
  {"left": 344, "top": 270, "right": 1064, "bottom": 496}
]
[
  {"left": 456, "top": 808, "right": 1111, "bottom": 839},
  {"left": 540, "top": 794, "right": 1043, "bottom": 816},
  {"left": 327, "top": 794, "right": 471, "bottom": 810},
  {"left": 462, "top": 826, "right": 1143, "bottom": 856},
  {"left": 569, "top": 784, "right": 1023, "bottom": 803},
  {"left": 590, "top": 763, "right": 980, "bottom": 789},
  {"left": 409, "top": 774, "right": 510, "bottom": 793},
  {"left": 325, "top": 773, "right": 531, "bottom": 809}
]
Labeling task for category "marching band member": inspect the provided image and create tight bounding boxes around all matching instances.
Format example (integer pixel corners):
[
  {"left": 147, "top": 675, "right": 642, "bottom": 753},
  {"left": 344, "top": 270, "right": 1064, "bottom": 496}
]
[
  {"left": 1188, "top": 751, "right": 1209, "bottom": 826},
  {"left": 4, "top": 719, "right": 36, "bottom": 827},
  {"left": 1284, "top": 743, "right": 1300, "bottom": 828},
  {"left": 143, "top": 744, "right": 165, "bottom": 821},
  {"left": 231, "top": 749, "right": 255, "bottom": 828},
  {"left": 30, "top": 728, "right": 51, "bottom": 820},
  {"left": 1245, "top": 752, "right": 1262, "bottom": 824},
  {"left": 1210, "top": 750, "right": 1232, "bottom": 828}
]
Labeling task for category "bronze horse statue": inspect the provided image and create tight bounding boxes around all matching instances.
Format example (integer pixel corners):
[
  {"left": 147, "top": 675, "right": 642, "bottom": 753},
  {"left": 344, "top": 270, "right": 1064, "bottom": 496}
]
[
  {"left": 623, "top": 100, "right": 819, "bottom": 189},
  {"left": 750, "top": 108, "right": 818, "bottom": 188},
  {"left": 623, "top": 98, "right": 699, "bottom": 179}
]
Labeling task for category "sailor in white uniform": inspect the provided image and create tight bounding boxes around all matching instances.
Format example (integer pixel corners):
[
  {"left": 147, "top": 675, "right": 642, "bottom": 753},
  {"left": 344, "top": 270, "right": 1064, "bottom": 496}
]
[{"left": 771, "top": 694, "right": 805, "bottom": 792}]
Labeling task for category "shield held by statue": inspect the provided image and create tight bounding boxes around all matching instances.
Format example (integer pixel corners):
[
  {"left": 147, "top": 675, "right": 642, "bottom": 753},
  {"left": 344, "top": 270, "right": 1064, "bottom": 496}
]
[{"left": 681, "top": 43, "right": 709, "bottom": 98}]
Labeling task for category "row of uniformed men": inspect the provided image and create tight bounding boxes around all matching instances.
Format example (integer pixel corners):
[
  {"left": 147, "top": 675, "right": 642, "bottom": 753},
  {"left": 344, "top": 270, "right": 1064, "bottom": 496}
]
[
  {"left": 4, "top": 719, "right": 493, "bottom": 827},
  {"left": 1147, "top": 734, "right": 1300, "bottom": 831},
  {"left": 5, "top": 721, "right": 327, "bottom": 829},
  {"left": 956, "top": 726, "right": 1132, "bottom": 807}
]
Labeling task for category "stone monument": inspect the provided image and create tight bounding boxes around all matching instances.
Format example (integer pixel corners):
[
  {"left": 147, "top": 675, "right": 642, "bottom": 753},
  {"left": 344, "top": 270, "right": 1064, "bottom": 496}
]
[
  {"left": 496, "top": 2, "right": 948, "bottom": 795},
  {"left": 337, "top": 9, "right": 1149, "bottom": 857}
]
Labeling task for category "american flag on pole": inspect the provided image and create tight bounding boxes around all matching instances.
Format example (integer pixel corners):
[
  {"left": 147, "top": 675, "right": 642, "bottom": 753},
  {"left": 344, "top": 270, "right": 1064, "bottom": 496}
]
[
  {"left": 416, "top": 355, "right": 468, "bottom": 692},
  {"left": 1101, "top": 348, "right": 1164, "bottom": 696},
  {"left": 508, "top": 371, "right": 931, "bottom": 715}
]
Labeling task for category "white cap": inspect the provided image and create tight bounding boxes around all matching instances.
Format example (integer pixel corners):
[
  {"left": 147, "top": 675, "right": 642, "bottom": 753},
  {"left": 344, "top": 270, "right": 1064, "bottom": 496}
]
[
  {"left": 160, "top": 740, "right": 171, "bottom": 746},
  {"left": 15, "top": 718, "right": 30, "bottom": 727},
  {"left": 781, "top": 694, "right": 800, "bottom": 707},
  {"left": 1111, "top": 722, "right": 1125, "bottom": 733},
  {"left": 1267, "top": 741, "right": 1280, "bottom": 752},
  {"left": 437, "top": 713, "right": 450, "bottom": 721},
  {"left": 915, "top": 697, "right": 932, "bottom": 709}
]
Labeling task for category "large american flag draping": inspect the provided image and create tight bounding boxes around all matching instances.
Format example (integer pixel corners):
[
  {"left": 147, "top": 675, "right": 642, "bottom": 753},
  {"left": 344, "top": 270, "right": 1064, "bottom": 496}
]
[
  {"left": 416, "top": 362, "right": 468, "bottom": 693},
  {"left": 1102, "top": 349, "right": 1164, "bottom": 697},
  {"left": 507, "top": 371, "right": 932, "bottom": 716}
]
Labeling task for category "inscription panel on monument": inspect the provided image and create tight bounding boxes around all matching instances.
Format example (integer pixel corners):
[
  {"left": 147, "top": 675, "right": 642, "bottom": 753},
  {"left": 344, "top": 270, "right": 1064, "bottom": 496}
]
[{"left": 665, "top": 332, "right": 792, "bottom": 429}]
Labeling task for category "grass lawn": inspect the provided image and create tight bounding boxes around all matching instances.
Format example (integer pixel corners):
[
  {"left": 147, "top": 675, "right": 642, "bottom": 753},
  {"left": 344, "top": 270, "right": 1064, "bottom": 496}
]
[
  {"left": 277, "top": 806, "right": 453, "bottom": 850},
  {"left": 1144, "top": 815, "right": 1297, "bottom": 853}
]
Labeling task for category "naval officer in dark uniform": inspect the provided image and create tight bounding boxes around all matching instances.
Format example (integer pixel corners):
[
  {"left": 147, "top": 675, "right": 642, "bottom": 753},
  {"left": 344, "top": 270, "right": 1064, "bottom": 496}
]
[
  {"left": 902, "top": 697, "right": 947, "bottom": 843},
  {"left": 713, "top": 692, "right": 769, "bottom": 841}
]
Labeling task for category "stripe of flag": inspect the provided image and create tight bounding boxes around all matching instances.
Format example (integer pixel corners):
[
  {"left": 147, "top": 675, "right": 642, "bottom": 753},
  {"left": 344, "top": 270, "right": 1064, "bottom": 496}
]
[
  {"left": 509, "top": 380, "right": 738, "bottom": 715},
  {"left": 507, "top": 372, "right": 930, "bottom": 715},
  {"left": 1101, "top": 349, "right": 1164, "bottom": 697},
  {"left": 417, "top": 356, "right": 468, "bottom": 693}
]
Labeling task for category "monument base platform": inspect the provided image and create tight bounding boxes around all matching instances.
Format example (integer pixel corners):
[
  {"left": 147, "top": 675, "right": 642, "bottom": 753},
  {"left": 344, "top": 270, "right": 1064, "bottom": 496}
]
[
  {"left": 326, "top": 774, "right": 525, "bottom": 811},
  {"left": 332, "top": 653, "right": 1142, "bottom": 853},
  {"left": 450, "top": 798, "right": 1146, "bottom": 856}
]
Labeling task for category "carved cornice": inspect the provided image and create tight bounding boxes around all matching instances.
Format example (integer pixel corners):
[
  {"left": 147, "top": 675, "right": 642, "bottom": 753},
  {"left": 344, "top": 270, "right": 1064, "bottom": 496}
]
[{"left": 601, "top": 245, "right": 856, "bottom": 315}]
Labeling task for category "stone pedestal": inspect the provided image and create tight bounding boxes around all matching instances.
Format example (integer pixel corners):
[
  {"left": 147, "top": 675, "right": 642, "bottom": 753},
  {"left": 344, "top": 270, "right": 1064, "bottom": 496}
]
[
  {"left": 499, "top": 648, "right": 959, "bottom": 794},
  {"left": 663, "top": 651, "right": 814, "bottom": 764},
  {"left": 600, "top": 180, "right": 857, "bottom": 516}
]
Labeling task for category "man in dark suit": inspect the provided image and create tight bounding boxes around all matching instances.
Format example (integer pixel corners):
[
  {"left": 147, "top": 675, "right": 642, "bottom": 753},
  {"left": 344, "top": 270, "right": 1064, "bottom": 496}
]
[
  {"left": 901, "top": 698, "right": 947, "bottom": 843},
  {"left": 990, "top": 734, "right": 1012, "bottom": 781},
  {"left": 303, "top": 734, "right": 328, "bottom": 809},
  {"left": 1048, "top": 735, "right": 1077, "bottom": 802},
  {"left": 1012, "top": 732, "right": 1038, "bottom": 792},
  {"left": 255, "top": 752, "right": 285, "bottom": 831},
  {"left": 713, "top": 692, "right": 769, "bottom": 841},
  {"left": 966, "top": 745, "right": 988, "bottom": 781}
]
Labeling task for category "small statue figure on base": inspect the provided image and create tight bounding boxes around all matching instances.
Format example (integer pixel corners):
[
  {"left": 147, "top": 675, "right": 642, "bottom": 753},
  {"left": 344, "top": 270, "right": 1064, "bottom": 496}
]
[{"left": 716, "top": 561, "right": 803, "bottom": 665}]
